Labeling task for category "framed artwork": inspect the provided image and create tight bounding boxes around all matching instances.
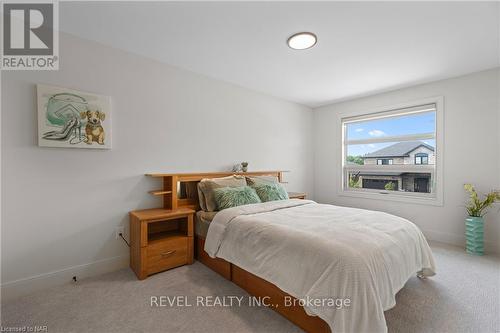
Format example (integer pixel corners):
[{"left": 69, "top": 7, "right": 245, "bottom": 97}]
[{"left": 37, "top": 84, "right": 111, "bottom": 149}]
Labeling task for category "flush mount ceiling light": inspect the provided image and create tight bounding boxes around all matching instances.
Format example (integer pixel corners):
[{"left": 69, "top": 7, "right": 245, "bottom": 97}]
[{"left": 287, "top": 32, "right": 317, "bottom": 50}]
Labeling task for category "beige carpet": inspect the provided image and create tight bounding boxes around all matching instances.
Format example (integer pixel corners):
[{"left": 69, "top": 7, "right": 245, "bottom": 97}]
[{"left": 2, "top": 242, "right": 499, "bottom": 333}]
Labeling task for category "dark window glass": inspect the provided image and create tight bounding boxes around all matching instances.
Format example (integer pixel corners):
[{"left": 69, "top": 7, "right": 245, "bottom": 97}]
[{"left": 415, "top": 153, "right": 428, "bottom": 165}]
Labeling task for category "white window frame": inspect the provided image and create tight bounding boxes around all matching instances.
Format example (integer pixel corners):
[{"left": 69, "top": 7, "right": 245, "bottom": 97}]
[{"left": 337, "top": 96, "right": 444, "bottom": 206}]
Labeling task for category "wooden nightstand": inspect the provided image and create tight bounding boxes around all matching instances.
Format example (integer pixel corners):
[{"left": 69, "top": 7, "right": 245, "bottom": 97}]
[
  {"left": 129, "top": 208, "right": 195, "bottom": 280},
  {"left": 288, "top": 192, "right": 307, "bottom": 200}
]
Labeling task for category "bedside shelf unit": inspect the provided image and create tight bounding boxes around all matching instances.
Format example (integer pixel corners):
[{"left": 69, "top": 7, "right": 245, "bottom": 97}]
[
  {"left": 129, "top": 208, "right": 194, "bottom": 280},
  {"left": 148, "top": 190, "right": 173, "bottom": 196}
]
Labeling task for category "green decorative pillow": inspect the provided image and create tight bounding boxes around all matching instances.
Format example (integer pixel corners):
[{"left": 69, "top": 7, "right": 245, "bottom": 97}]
[
  {"left": 252, "top": 183, "right": 289, "bottom": 202},
  {"left": 213, "top": 186, "right": 261, "bottom": 210}
]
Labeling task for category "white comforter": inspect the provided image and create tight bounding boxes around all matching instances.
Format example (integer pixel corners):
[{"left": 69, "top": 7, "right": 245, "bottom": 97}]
[{"left": 205, "top": 199, "right": 436, "bottom": 333}]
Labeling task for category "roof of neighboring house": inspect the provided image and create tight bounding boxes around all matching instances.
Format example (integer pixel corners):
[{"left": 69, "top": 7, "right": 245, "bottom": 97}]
[{"left": 364, "top": 141, "right": 434, "bottom": 158}]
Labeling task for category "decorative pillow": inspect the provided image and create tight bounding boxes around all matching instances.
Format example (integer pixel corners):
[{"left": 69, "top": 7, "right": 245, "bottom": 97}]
[
  {"left": 246, "top": 175, "right": 279, "bottom": 186},
  {"left": 198, "top": 176, "right": 247, "bottom": 211},
  {"left": 252, "top": 183, "right": 289, "bottom": 202},
  {"left": 197, "top": 185, "right": 208, "bottom": 211},
  {"left": 213, "top": 186, "right": 261, "bottom": 210}
]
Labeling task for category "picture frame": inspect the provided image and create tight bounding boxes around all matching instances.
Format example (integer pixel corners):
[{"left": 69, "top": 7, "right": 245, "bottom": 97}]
[{"left": 37, "top": 84, "right": 112, "bottom": 149}]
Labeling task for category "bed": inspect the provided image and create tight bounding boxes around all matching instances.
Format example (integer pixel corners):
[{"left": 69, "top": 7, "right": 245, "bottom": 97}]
[{"left": 146, "top": 171, "right": 436, "bottom": 333}]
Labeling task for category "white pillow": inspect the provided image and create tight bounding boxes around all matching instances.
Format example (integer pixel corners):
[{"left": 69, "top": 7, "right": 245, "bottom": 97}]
[{"left": 245, "top": 175, "right": 279, "bottom": 186}]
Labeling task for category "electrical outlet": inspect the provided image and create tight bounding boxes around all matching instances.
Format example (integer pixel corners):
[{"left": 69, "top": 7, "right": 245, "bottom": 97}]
[{"left": 115, "top": 226, "right": 124, "bottom": 239}]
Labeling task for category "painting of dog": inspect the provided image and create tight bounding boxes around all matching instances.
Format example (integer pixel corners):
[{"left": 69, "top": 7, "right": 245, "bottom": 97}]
[
  {"left": 81, "top": 110, "right": 106, "bottom": 145},
  {"left": 37, "top": 84, "right": 111, "bottom": 149}
]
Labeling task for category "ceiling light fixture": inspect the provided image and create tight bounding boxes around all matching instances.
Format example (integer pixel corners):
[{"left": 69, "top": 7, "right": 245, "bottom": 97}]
[{"left": 287, "top": 32, "right": 317, "bottom": 50}]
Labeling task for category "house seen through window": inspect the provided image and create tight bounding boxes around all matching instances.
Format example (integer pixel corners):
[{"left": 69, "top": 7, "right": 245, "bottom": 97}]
[{"left": 342, "top": 104, "right": 437, "bottom": 197}]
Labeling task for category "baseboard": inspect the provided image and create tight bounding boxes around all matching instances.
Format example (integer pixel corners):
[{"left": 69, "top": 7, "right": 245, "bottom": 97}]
[
  {"left": 422, "top": 228, "right": 499, "bottom": 254},
  {"left": 1, "top": 254, "right": 129, "bottom": 301}
]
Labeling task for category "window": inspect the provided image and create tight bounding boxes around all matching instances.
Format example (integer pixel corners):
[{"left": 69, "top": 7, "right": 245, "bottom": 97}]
[
  {"left": 377, "top": 159, "right": 393, "bottom": 165},
  {"left": 415, "top": 153, "right": 428, "bottom": 165},
  {"left": 340, "top": 99, "right": 443, "bottom": 205}
]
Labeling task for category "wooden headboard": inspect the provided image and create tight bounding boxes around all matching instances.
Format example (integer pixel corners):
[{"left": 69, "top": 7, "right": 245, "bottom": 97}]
[{"left": 145, "top": 171, "right": 285, "bottom": 210}]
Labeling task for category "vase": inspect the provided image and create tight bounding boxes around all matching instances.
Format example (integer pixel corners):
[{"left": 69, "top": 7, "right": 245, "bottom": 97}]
[{"left": 465, "top": 216, "right": 484, "bottom": 255}]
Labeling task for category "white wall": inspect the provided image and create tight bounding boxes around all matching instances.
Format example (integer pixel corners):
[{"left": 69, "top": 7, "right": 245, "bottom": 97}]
[
  {"left": 314, "top": 68, "right": 500, "bottom": 253},
  {"left": 1, "top": 33, "right": 313, "bottom": 299}
]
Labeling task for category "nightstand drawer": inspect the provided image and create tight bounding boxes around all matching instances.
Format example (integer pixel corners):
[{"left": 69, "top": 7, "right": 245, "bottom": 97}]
[{"left": 146, "top": 237, "right": 188, "bottom": 275}]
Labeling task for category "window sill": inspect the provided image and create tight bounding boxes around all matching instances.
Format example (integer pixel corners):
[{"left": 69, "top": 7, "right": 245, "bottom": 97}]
[{"left": 339, "top": 189, "right": 444, "bottom": 206}]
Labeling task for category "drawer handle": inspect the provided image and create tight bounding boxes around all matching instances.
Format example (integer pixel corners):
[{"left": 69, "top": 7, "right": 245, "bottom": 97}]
[{"left": 161, "top": 250, "right": 176, "bottom": 257}]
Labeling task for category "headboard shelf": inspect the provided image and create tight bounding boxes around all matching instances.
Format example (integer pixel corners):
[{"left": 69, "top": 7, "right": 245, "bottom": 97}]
[
  {"left": 146, "top": 171, "right": 286, "bottom": 210},
  {"left": 146, "top": 171, "right": 288, "bottom": 179},
  {"left": 148, "top": 190, "right": 173, "bottom": 196}
]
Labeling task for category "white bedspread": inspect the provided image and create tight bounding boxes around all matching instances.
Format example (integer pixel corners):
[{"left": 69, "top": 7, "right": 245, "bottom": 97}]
[{"left": 204, "top": 199, "right": 436, "bottom": 333}]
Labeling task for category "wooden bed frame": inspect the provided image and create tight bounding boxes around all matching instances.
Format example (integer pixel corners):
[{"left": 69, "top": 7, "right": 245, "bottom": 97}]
[
  {"left": 145, "top": 171, "right": 331, "bottom": 333},
  {"left": 195, "top": 236, "right": 330, "bottom": 333}
]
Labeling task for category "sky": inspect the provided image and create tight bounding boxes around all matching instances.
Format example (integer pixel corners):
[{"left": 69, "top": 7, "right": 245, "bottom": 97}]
[{"left": 346, "top": 111, "right": 436, "bottom": 156}]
